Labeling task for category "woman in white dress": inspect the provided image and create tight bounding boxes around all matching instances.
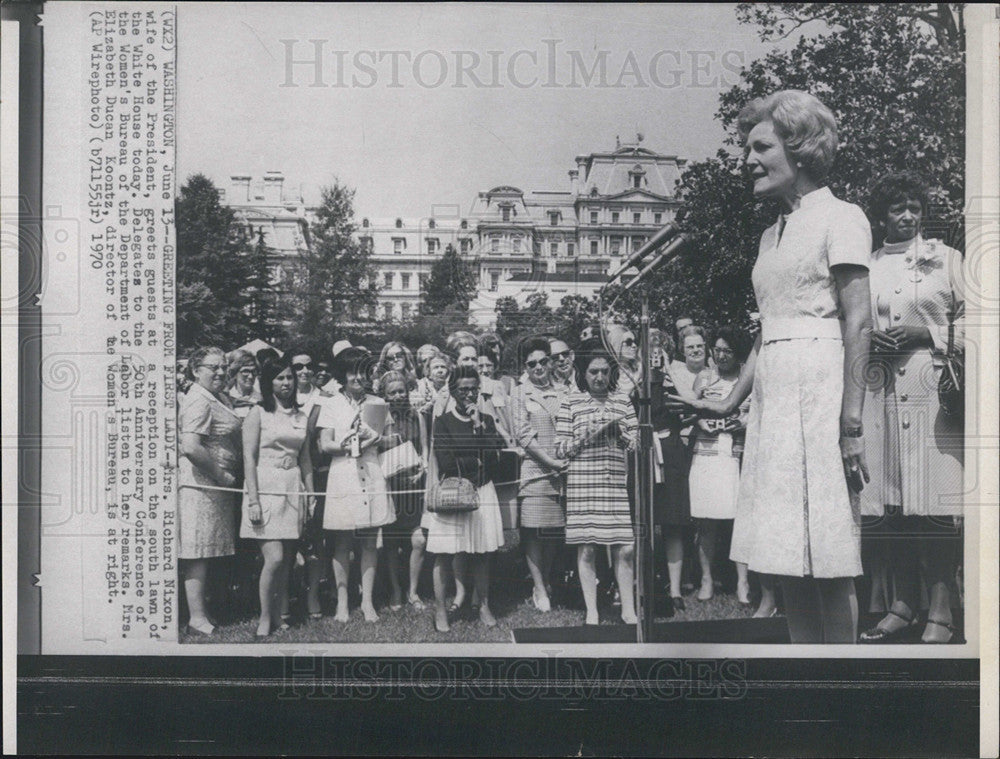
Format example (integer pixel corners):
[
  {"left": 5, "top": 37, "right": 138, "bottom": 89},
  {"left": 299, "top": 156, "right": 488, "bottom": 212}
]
[
  {"left": 316, "top": 347, "right": 394, "bottom": 622},
  {"left": 240, "top": 356, "right": 314, "bottom": 638},
  {"left": 687, "top": 326, "right": 751, "bottom": 604},
  {"left": 671, "top": 90, "right": 873, "bottom": 643},
  {"left": 858, "top": 172, "right": 965, "bottom": 644}
]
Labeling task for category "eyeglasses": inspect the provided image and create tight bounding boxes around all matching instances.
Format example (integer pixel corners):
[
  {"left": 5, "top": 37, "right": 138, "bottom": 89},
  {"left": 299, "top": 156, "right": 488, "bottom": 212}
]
[
  {"left": 525, "top": 357, "right": 550, "bottom": 369},
  {"left": 621, "top": 338, "right": 636, "bottom": 347},
  {"left": 684, "top": 344, "right": 705, "bottom": 352},
  {"left": 550, "top": 350, "right": 571, "bottom": 361},
  {"left": 292, "top": 362, "right": 313, "bottom": 372},
  {"left": 386, "top": 352, "right": 405, "bottom": 361},
  {"left": 454, "top": 386, "right": 478, "bottom": 395},
  {"left": 199, "top": 363, "right": 227, "bottom": 373},
  {"left": 713, "top": 347, "right": 735, "bottom": 356},
  {"left": 237, "top": 368, "right": 257, "bottom": 376}
]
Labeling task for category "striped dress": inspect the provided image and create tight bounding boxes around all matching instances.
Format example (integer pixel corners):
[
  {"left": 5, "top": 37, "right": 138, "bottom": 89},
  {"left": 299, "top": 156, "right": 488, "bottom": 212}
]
[{"left": 556, "top": 391, "right": 638, "bottom": 545}]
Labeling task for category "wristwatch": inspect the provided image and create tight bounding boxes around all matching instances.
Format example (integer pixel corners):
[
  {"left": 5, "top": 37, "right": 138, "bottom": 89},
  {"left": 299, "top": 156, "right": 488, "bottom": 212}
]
[{"left": 841, "top": 425, "right": 863, "bottom": 438}]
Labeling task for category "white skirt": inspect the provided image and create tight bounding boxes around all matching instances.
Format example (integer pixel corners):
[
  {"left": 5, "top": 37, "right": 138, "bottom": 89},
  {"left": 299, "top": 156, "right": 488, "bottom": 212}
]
[
  {"left": 423, "top": 481, "right": 505, "bottom": 555},
  {"left": 688, "top": 435, "right": 740, "bottom": 520}
]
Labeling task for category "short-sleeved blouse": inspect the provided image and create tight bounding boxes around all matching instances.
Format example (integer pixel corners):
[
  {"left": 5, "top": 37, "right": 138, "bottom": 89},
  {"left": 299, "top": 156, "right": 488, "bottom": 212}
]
[{"left": 753, "top": 186, "right": 871, "bottom": 341}]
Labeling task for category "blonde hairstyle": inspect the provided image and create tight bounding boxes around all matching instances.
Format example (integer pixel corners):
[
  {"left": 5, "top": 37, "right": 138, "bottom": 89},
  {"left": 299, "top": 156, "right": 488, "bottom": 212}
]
[{"left": 737, "top": 90, "right": 838, "bottom": 180}]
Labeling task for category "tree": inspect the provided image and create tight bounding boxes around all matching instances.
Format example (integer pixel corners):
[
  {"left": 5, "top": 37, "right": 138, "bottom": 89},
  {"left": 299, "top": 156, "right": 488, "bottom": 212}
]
[
  {"left": 630, "top": 3, "right": 965, "bottom": 336},
  {"left": 286, "top": 181, "right": 380, "bottom": 351},
  {"left": 421, "top": 243, "right": 477, "bottom": 314},
  {"left": 245, "top": 231, "right": 281, "bottom": 345},
  {"left": 176, "top": 174, "right": 258, "bottom": 352}
]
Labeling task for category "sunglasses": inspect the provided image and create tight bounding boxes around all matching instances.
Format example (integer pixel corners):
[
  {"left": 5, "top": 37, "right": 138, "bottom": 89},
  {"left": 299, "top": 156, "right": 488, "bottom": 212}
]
[
  {"left": 621, "top": 338, "right": 636, "bottom": 347},
  {"left": 292, "top": 362, "right": 313, "bottom": 371},
  {"left": 386, "top": 352, "right": 405, "bottom": 360},
  {"left": 525, "top": 357, "right": 551, "bottom": 369},
  {"left": 550, "top": 350, "right": 570, "bottom": 361}
]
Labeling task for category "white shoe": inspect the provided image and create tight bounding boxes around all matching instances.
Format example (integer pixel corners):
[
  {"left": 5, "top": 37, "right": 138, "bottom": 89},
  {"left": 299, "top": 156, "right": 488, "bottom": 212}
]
[{"left": 532, "top": 587, "right": 551, "bottom": 612}]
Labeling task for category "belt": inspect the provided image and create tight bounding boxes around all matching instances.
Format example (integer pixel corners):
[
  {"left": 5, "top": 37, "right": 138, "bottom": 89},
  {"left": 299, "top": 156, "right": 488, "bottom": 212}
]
[
  {"left": 258, "top": 453, "right": 299, "bottom": 470},
  {"left": 761, "top": 317, "right": 844, "bottom": 343}
]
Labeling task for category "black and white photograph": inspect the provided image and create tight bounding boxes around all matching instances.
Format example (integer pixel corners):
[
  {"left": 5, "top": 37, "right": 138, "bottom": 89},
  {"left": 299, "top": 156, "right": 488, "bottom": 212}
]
[{"left": 5, "top": 1, "right": 997, "bottom": 755}]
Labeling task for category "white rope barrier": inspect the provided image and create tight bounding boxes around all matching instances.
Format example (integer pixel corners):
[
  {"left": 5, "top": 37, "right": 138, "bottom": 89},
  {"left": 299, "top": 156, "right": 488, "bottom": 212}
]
[{"left": 178, "top": 469, "right": 563, "bottom": 499}]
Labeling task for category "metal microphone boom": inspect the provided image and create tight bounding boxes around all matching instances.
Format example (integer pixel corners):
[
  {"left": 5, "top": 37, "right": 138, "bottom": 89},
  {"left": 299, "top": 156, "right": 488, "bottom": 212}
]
[
  {"left": 606, "top": 208, "right": 687, "bottom": 283},
  {"left": 620, "top": 233, "right": 691, "bottom": 294}
]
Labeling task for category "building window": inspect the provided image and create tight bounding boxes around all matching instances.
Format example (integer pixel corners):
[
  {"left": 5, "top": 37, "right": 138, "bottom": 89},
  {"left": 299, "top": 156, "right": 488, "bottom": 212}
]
[
  {"left": 633, "top": 175, "right": 641, "bottom": 189},
  {"left": 590, "top": 211, "right": 598, "bottom": 224},
  {"left": 633, "top": 212, "right": 641, "bottom": 224},
  {"left": 550, "top": 242, "right": 559, "bottom": 257},
  {"left": 654, "top": 212, "right": 662, "bottom": 224},
  {"left": 427, "top": 238, "right": 439, "bottom": 255},
  {"left": 632, "top": 238, "right": 643, "bottom": 253},
  {"left": 501, "top": 206, "right": 511, "bottom": 222},
  {"left": 491, "top": 237, "right": 500, "bottom": 254},
  {"left": 460, "top": 238, "right": 472, "bottom": 254},
  {"left": 460, "top": 219, "right": 468, "bottom": 229},
  {"left": 590, "top": 240, "right": 599, "bottom": 256},
  {"left": 393, "top": 238, "right": 403, "bottom": 254},
  {"left": 362, "top": 218, "right": 369, "bottom": 228},
  {"left": 395, "top": 218, "right": 402, "bottom": 229},
  {"left": 400, "top": 303, "right": 411, "bottom": 319},
  {"left": 549, "top": 212, "right": 559, "bottom": 226},
  {"left": 611, "top": 211, "right": 619, "bottom": 224},
  {"left": 490, "top": 272, "right": 500, "bottom": 291},
  {"left": 610, "top": 237, "right": 621, "bottom": 256},
  {"left": 429, "top": 219, "right": 435, "bottom": 229},
  {"left": 400, "top": 273, "right": 411, "bottom": 290},
  {"left": 383, "top": 272, "right": 394, "bottom": 289},
  {"left": 359, "top": 236, "right": 373, "bottom": 253},
  {"left": 567, "top": 242, "right": 575, "bottom": 256}
]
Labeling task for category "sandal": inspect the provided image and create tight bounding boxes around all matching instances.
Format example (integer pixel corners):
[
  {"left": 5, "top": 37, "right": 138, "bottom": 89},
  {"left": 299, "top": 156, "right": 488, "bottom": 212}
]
[
  {"left": 922, "top": 618, "right": 956, "bottom": 644},
  {"left": 859, "top": 609, "right": 915, "bottom": 643},
  {"left": 407, "top": 595, "right": 426, "bottom": 611}
]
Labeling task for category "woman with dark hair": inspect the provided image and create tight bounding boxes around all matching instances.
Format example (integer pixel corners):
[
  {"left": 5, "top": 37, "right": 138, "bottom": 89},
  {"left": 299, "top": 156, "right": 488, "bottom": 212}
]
[
  {"left": 423, "top": 365, "right": 506, "bottom": 632},
  {"left": 859, "top": 171, "right": 964, "bottom": 644},
  {"left": 688, "top": 325, "right": 753, "bottom": 604},
  {"left": 240, "top": 356, "right": 314, "bottom": 638},
  {"left": 316, "top": 346, "right": 394, "bottom": 622},
  {"left": 378, "top": 369, "right": 429, "bottom": 611},
  {"left": 670, "top": 90, "right": 872, "bottom": 643},
  {"left": 178, "top": 346, "right": 242, "bottom": 636},
  {"left": 510, "top": 336, "right": 569, "bottom": 611},
  {"left": 555, "top": 338, "right": 639, "bottom": 625}
]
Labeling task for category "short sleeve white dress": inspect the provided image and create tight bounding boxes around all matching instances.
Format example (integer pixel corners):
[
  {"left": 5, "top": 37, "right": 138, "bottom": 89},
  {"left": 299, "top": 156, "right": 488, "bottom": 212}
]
[{"left": 729, "top": 187, "right": 871, "bottom": 578}]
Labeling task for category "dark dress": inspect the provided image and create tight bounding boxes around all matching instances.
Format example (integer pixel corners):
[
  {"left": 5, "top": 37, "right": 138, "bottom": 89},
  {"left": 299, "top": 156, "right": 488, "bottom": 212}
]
[
  {"left": 380, "top": 407, "right": 426, "bottom": 538},
  {"left": 650, "top": 366, "right": 692, "bottom": 526}
]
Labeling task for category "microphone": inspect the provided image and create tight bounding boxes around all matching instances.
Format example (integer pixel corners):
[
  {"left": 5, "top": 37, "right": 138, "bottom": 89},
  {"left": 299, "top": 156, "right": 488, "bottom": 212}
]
[
  {"left": 620, "top": 233, "right": 691, "bottom": 294},
  {"left": 607, "top": 208, "right": 687, "bottom": 282}
]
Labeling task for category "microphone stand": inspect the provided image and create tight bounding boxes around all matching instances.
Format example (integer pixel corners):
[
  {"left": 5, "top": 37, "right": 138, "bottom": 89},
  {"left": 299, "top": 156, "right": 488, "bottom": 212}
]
[
  {"left": 633, "top": 281, "right": 656, "bottom": 644},
  {"left": 600, "top": 271, "right": 658, "bottom": 645}
]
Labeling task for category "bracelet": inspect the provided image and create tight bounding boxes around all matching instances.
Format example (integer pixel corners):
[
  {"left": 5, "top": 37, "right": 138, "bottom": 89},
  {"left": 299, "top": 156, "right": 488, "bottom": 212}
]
[{"left": 841, "top": 425, "right": 863, "bottom": 438}]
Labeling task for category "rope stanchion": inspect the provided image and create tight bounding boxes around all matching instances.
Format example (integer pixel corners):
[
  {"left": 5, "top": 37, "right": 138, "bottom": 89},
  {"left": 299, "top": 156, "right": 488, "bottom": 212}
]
[{"left": 179, "top": 469, "right": 562, "bottom": 499}]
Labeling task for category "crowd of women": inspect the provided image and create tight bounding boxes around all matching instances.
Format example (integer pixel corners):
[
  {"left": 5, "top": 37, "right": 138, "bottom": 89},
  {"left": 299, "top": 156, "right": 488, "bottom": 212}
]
[{"left": 176, "top": 89, "right": 965, "bottom": 644}]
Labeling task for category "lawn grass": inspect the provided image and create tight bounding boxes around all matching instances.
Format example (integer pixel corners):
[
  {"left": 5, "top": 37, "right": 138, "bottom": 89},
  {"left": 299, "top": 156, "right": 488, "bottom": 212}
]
[{"left": 181, "top": 531, "right": 760, "bottom": 645}]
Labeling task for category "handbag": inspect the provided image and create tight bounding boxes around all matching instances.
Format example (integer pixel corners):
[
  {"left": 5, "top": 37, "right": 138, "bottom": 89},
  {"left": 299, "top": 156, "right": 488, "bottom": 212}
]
[
  {"left": 424, "top": 412, "right": 479, "bottom": 513},
  {"left": 379, "top": 440, "right": 422, "bottom": 479},
  {"left": 938, "top": 317, "right": 963, "bottom": 420},
  {"left": 426, "top": 476, "right": 480, "bottom": 513}
]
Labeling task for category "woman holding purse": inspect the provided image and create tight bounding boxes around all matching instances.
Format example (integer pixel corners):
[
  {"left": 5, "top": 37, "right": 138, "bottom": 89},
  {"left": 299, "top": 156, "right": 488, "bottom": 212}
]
[
  {"left": 423, "top": 365, "right": 506, "bottom": 632},
  {"left": 378, "top": 370, "right": 430, "bottom": 611},
  {"left": 859, "top": 171, "right": 965, "bottom": 644}
]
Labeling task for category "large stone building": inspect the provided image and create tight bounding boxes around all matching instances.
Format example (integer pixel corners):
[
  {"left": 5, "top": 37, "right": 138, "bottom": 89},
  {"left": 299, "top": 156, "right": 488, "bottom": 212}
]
[{"left": 221, "top": 136, "right": 686, "bottom": 327}]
